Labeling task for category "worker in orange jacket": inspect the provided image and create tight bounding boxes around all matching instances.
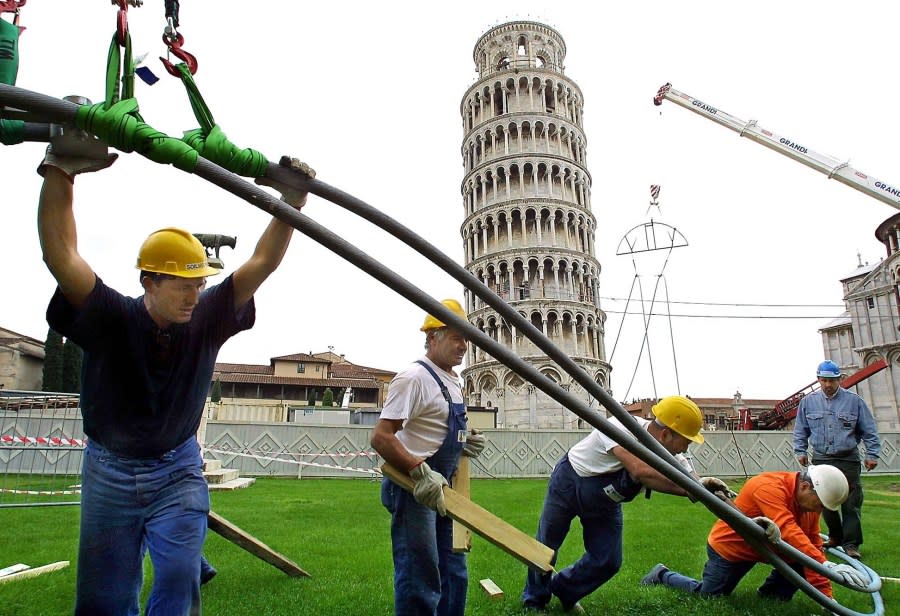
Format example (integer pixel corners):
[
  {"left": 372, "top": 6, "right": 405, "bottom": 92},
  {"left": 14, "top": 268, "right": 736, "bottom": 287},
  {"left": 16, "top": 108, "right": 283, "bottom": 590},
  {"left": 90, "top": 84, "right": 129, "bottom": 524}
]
[{"left": 640, "top": 465, "right": 863, "bottom": 601}]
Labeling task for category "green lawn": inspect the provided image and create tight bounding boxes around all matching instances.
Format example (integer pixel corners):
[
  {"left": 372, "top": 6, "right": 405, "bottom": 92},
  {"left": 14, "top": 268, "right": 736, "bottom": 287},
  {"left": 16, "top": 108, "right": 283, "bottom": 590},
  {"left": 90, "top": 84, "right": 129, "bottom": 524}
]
[{"left": 0, "top": 476, "right": 896, "bottom": 615}]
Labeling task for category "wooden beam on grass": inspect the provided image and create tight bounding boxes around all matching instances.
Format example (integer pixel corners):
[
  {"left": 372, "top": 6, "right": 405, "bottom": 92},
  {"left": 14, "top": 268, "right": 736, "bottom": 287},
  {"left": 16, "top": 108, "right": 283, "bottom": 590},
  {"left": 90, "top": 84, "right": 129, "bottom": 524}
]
[
  {"left": 0, "top": 561, "right": 69, "bottom": 584},
  {"left": 451, "top": 457, "right": 472, "bottom": 553},
  {"left": 479, "top": 578, "right": 504, "bottom": 600},
  {"left": 381, "top": 463, "right": 553, "bottom": 573},
  {"left": 207, "top": 510, "right": 310, "bottom": 578}
]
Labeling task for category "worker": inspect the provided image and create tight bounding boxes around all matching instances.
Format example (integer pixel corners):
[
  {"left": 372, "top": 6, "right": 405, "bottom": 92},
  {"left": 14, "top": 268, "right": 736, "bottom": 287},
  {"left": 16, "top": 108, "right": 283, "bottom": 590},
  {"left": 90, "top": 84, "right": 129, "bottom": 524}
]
[
  {"left": 640, "top": 464, "right": 867, "bottom": 601},
  {"left": 521, "top": 396, "right": 731, "bottom": 613},
  {"left": 792, "top": 360, "right": 881, "bottom": 560},
  {"left": 37, "top": 142, "right": 313, "bottom": 615},
  {"left": 370, "top": 299, "right": 486, "bottom": 616}
]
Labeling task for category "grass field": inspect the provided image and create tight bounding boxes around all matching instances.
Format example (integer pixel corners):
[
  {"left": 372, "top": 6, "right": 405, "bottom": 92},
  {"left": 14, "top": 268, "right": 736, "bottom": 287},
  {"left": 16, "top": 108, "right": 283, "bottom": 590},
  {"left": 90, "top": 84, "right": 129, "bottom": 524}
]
[{"left": 0, "top": 475, "right": 896, "bottom": 615}]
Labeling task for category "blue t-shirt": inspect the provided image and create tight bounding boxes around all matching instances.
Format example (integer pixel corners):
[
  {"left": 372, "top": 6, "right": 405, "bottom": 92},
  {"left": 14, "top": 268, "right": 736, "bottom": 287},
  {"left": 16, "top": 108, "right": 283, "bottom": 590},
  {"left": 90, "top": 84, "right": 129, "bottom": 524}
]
[{"left": 47, "top": 275, "right": 254, "bottom": 457}]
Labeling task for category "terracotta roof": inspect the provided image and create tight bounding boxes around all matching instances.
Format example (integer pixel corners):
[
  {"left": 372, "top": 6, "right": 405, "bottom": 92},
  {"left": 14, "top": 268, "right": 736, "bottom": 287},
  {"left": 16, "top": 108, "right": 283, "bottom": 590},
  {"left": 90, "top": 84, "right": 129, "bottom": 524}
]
[
  {"left": 331, "top": 363, "right": 395, "bottom": 378},
  {"left": 213, "top": 373, "right": 379, "bottom": 388},
  {"left": 271, "top": 353, "right": 328, "bottom": 363},
  {"left": 214, "top": 362, "right": 273, "bottom": 375}
]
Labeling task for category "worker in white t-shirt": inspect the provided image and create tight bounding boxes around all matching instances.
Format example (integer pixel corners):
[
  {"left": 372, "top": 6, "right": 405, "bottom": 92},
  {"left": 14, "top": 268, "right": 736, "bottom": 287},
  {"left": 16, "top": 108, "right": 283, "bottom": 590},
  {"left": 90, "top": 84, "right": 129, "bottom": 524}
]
[
  {"left": 371, "top": 299, "right": 485, "bottom": 616},
  {"left": 522, "top": 396, "right": 730, "bottom": 613}
]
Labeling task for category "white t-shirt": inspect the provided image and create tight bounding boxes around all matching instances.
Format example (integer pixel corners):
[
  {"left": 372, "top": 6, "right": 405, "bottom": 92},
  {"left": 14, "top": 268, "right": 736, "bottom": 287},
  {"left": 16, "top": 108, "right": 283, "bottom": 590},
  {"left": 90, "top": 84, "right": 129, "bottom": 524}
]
[
  {"left": 567, "top": 416, "right": 693, "bottom": 477},
  {"left": 379, "top": 356, "right": 464, "bottom": 459}
]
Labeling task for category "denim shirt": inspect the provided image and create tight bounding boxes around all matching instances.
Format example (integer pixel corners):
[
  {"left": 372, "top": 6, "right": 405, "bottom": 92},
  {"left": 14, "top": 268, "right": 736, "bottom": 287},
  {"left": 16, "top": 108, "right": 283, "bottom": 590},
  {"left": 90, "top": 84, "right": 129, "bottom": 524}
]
[{"left": 792, "top": 387, "right": 881, "bottom": 460}]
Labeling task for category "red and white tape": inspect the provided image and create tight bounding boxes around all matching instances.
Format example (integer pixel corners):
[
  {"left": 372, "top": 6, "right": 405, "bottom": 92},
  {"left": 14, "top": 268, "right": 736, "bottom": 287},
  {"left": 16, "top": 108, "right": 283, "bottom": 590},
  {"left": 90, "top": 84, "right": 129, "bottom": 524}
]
[{"left": 0, "top": 435, "right": 86, "bottom": 447}]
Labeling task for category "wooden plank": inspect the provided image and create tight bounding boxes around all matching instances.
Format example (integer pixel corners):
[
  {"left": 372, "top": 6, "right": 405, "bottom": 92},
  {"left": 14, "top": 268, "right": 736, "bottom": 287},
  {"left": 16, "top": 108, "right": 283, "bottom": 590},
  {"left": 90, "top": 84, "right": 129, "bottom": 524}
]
[
  {"left": 207, "top": 510, "right": 310, "bottom": 578},
  {"left": 0, "top": 564, "right": 30, "bottom": 578},
  {"left": 381, "top": 463, "right": 554, "bottom": 573},
  {"left": 451, "top": 457, "right": 472, "bottom": 553},
  {"left": 479, "top": 578, "right": 504, "bottom": 600},
  {"left": 0, "top": 561, "right": 68, "bottom": 584}
]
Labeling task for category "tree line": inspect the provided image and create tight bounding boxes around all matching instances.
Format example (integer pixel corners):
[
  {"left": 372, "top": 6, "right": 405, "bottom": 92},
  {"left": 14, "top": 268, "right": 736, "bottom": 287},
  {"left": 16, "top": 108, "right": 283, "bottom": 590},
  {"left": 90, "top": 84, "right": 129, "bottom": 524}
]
[{"left": 42, "top": 328, "right": 82, "bottom": 394}]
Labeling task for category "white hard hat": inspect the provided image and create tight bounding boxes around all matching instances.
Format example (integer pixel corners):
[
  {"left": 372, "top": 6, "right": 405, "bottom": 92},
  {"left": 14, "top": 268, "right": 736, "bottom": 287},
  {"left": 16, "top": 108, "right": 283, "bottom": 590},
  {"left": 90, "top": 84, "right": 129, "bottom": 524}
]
[{"left": 806, "top": 464, "right": 849, "bottom": 511}]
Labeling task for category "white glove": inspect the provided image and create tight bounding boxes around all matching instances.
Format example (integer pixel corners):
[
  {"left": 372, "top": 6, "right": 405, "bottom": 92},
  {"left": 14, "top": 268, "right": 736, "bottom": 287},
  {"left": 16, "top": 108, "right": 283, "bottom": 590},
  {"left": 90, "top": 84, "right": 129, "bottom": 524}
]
[
  {"left": 462, "top": 428, "right": 485, "bottom": 458},
  {"left": 700, "top": 476, "right": 736, "bottom": 499},
  {"left": 752, "top": 516, "right": 781, "bottom": 543},
  {"left": 254, "top": 156, "right": 315, "bottom": 208},
  {"left": 826, "top": 562, "right": 869, "bottom": 588},
  {"left": 409, "top": 461, "right": 448, "bottom": 516},
  {"left": 37, "top": 146, "right": 117, "bottom": 179}
]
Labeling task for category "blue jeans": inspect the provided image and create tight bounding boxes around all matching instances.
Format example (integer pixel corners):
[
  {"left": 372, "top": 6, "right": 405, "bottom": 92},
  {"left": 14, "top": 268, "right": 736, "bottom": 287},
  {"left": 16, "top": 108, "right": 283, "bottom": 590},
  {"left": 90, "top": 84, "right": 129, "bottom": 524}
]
[
  {"left": 522, "top": 456, "right": 624, "bottom": 609},
  {"left": 76, "top": 438, "right": 209, "bottom": 616},
  {"left": 661, "top": 544, "right": 803, "bottom": 600},
  {"left": 381, "top": 478, "right": 467, "bottom": 616}
]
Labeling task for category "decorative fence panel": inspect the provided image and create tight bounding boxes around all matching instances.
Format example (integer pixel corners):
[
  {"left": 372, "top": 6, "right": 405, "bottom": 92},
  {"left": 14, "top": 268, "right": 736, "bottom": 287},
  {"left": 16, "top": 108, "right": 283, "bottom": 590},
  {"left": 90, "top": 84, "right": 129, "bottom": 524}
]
[{"left": 3, "top": 402, "right": 899, "bottom": 509}]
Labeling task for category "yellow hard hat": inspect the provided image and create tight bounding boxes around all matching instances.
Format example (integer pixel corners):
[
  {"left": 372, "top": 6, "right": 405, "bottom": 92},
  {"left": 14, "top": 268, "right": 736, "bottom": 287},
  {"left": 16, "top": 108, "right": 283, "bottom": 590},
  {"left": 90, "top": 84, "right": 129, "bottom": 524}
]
[
  {"left": 136, "top": 228, "right": 221, "bottom": 278},
  {"left": 651, "top": 395, "right": 704, "bottom": 444},
  {"left": 421, "top": 299, "right": 467, "bottom": 332}
]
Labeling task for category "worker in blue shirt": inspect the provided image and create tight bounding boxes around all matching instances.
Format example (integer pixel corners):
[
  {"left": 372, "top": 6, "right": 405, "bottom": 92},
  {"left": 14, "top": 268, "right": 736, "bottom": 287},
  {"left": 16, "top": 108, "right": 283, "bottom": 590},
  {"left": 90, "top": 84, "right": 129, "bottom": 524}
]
[
  {"left": 37, "top": 143, "right": 313, "bottom": 615},
  {"left": 792, "top": 360, "right": 881, "bottom": 560}
]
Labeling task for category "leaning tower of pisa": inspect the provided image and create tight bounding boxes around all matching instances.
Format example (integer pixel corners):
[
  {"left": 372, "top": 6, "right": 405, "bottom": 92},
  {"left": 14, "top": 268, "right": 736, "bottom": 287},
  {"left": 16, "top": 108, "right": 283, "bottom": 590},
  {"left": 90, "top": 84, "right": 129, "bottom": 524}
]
[{"left": 459, "top": 21, "right": 609, "bottom": 430}]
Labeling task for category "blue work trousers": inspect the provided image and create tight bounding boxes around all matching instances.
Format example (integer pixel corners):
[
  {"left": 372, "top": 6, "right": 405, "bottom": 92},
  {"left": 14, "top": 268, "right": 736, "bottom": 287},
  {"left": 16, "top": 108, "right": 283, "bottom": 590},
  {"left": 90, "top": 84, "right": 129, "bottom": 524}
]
[
  {"left": 814, "top": 456, "right": 865, "bottom": 548},
  {"left": 380, "top": 479, "right": 467, "bottom": 616},
  {"left": 522, "top": 456, "right": 624, "bottom": 609},
  {"left": 660, "top": 543, "right": 803, "bottom": 600},
  {"left": 75, "top": 438, "right": 209, "bottom": 616}
]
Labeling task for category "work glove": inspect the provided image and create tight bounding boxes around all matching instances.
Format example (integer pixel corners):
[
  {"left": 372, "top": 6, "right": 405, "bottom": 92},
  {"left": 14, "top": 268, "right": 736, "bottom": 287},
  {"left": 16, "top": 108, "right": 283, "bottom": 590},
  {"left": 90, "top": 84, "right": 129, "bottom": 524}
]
[
  {"left": 409, "top": 461, "right": 448, "bottom": 516},
  {"left": 752, "top": 516, "right": 781, "bottom": 543},
  {"left": 825, "top": 562, "right": 869, "bottom": 588},
  {"left": 37, "top": 145, "right": 117, "bottom": 179},
  {"left": 462, "top": 428, "right": 485, "bottom": 458},
  {"left": 37, "top": 96, "right": 118, "bottom": 179},
  {"left": 700, "top": 476, "right": 737, "bottom": 499},
  {"left": 254, "top": 155, "right": 315, "bottom": 208}
]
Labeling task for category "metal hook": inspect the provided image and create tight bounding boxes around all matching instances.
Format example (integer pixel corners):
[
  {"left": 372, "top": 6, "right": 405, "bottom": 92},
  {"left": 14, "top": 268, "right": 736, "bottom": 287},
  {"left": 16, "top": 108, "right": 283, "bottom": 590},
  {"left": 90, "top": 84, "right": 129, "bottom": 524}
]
[{"left": 159, "top": 32, "right": 198, "bottom": 77}]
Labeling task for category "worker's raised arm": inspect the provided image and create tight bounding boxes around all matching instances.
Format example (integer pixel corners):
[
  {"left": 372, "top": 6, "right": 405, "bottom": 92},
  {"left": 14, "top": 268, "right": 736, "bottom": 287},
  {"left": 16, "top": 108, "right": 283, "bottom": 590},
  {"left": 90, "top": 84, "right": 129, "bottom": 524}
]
[
  {"left": 232, "top": 157, "right": 314, "bottom": 309},
  {"left": 37, "top": 149, "right": 117, "bottom": 307}
]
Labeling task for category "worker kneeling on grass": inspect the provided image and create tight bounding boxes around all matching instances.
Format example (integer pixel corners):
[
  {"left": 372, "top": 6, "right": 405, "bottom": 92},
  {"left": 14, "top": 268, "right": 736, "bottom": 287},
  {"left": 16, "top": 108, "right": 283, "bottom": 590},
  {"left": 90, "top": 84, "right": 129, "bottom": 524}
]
[
  {"left": 522, "top": 396, "right": 730, "bottom": 614},
  {"left": 640, "top": 464, "right": 866, "bottom": 601}
]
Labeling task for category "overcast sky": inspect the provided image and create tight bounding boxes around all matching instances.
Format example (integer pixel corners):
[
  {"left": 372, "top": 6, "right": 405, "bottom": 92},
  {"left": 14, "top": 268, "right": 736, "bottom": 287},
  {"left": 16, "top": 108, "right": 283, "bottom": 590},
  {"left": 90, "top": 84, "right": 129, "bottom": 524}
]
[{"left": 3, "top": 1, "right": 898, "bottom": 402}]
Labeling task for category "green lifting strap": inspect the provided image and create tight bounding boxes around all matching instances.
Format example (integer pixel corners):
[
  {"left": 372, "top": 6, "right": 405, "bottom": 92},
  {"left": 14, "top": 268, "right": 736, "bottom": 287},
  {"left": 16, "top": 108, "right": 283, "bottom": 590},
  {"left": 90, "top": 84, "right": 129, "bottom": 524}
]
[
  {"left": 105, "top": 30, "right": 135, "bottom": 109},
  {"left": 0, "top": 17, "right": 19, "bottom": 86},
  {"left": 76, "top": 98, "right": 198, "bottom": 172},
  {"left": 0, "top": 17, "right": 24, "bottom": 145},
  {"left": 174, "top": 63, "right": 268, "bottom": 177}
]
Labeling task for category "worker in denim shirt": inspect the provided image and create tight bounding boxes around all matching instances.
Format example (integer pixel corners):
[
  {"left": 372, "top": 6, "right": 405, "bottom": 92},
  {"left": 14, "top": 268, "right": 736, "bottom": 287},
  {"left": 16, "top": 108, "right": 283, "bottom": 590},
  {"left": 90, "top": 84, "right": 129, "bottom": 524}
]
[{"left": 792, "top": 360, "right": 881, "bottom": 560}]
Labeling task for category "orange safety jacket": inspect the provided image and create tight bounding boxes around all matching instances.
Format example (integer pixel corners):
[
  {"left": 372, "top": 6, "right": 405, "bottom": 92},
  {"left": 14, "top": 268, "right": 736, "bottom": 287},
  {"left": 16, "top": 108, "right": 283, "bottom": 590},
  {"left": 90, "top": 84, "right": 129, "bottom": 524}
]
[{"left": 707, "top": 471, "right": 831, "bottom": 597}]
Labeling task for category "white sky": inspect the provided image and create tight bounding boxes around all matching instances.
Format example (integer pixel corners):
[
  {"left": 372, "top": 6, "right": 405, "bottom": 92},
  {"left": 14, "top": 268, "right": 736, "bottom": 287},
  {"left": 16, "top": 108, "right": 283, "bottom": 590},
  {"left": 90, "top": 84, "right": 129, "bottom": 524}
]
[{"left": 2, "top": 1, "right": 898, "bottom": 402}]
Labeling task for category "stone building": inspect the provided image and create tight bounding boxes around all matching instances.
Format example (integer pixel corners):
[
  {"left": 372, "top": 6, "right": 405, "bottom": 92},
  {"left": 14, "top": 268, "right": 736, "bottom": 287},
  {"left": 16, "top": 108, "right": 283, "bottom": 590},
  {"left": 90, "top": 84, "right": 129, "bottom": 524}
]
[
  {"left": 459, "top": 21, "right": 608, "bottom": 429},
  {"left": 0, "top": 326, "right": 45, "bottom": 392},
  {"left": 818, "top": 212, "right": 900, "bottom": 431},
  {"left": 210, "top": 351, "right": 395, "bottom": 422}
]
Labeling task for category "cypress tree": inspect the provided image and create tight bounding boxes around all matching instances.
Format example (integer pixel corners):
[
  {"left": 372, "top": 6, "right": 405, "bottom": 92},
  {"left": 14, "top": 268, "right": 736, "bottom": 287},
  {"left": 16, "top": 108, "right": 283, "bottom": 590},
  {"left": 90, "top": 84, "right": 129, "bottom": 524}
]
[
  {"left": 61, "top": 338, "right": 83, "bottom": 394},
  {"left": 42, "top": 328, "right": 64, "bottom": 392},
  {"left": 322, "top": 387, "right": 334, "bottom": 407},
  {"left": 210, "top": 379, "right": 222, "bottom": 403}
]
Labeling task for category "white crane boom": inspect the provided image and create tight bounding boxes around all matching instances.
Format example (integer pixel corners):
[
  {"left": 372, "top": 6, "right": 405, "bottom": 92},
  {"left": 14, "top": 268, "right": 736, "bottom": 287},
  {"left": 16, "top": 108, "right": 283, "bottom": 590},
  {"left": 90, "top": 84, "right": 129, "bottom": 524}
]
[{"left": 653, "top": 83, "right": 900, "bottom": 211}]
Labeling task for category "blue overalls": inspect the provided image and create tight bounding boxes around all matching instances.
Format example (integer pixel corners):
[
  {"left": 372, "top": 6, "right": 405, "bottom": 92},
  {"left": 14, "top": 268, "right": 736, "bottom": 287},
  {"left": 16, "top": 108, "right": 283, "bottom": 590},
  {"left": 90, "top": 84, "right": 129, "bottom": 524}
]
[
  {"left": 380, "top": 360, "right": 469, "bottom": 616},
  {"left": 522, "top": 454, "right": 644, "bottom": 610}
]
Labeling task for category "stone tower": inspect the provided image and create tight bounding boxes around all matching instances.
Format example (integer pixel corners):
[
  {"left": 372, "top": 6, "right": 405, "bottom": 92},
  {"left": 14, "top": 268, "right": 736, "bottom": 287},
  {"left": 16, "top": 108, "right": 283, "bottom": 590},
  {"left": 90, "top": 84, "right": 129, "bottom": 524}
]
[{"left": 459, "top": 21, "right": 608, "bottom": 430}]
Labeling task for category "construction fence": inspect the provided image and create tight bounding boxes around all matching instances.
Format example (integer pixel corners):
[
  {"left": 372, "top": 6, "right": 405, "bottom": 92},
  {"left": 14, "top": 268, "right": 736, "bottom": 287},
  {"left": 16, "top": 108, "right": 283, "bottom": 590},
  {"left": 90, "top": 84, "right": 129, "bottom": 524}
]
[{"left": 2, "top": 394, "right": 898, "bottom": 509}]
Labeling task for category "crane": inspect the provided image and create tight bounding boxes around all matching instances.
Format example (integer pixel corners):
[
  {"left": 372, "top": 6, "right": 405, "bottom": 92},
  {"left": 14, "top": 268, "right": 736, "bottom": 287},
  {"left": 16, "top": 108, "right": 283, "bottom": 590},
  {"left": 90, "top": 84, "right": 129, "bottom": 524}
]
[
  {"left": 653, "top": 83, "right": 900, "bottom": 211},
  {"left": 654, "top": 83, "right": 894, "bottom": 429}
]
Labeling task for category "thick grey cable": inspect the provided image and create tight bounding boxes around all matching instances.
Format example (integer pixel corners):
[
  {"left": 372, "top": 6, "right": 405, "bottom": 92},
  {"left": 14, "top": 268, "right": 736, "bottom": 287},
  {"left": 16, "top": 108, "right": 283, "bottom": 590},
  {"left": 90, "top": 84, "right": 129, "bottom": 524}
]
[{"left": 0, "top": 82, "right": 869, "bottom": 616}]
